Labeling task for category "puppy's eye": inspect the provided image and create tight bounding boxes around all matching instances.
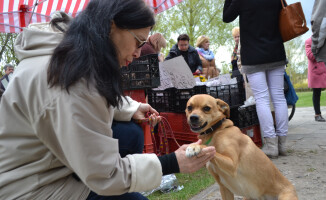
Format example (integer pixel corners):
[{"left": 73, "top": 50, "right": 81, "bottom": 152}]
[
  {"left": 203, "top": 106, "right": 211, "bottom": 112},
  {"left": 187, "top": 106, "right": 192, "bottom": 111}
]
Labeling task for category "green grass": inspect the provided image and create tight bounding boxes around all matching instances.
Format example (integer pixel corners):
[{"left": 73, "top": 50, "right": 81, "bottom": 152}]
[
  {"left": 147, "top": 167, "right": 215, "bottom": 200},
  {"left": 296, "top": 90, "right": 326, "bottom": 107}
]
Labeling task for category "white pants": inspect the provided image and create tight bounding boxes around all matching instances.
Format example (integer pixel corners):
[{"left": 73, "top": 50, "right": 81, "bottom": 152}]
[{"left": 246, "top": 66, "right": 288, "bottom": 138}]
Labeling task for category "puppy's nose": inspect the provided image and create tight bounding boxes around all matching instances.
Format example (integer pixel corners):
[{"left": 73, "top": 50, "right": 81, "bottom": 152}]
[{"left": 190, "top": 115, "right": 200, "bottom": 123}]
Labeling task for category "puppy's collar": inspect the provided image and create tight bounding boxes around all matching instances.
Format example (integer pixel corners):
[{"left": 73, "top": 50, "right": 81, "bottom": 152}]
[{"left": 200, "top": 118, "right": 225, "bottom": 136}]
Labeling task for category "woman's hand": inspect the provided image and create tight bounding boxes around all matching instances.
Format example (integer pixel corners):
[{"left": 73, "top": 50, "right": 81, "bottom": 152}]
[
  {"left": 132, "top": 103, "right": 162, "bottom": 126},
  {"left": 175, "top": 140, "right": 215, "bottom": 173}
]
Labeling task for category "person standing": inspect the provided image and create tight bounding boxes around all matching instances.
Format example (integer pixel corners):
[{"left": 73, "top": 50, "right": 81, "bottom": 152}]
[
  {"left": 195, "top": 35, "right": 218, "bottom": 79},
  {"left": 0, "top": 1, "right": 215, "bottom": 199},
  {"left": 0, "top": 64, "right": 14, "bottom": 91},
  {"left": 165, "top": 34, "right": 202, "bottom": 74},
  {"left": 305, "top": 37, "right": 326, "bottom": 122},
  {"left": 223, "top": 0, "right": 288, "bottom": 158},
  {"left": 311, "top": 0, "right": 326, "bottom": 62},
  {"left": 230, "top": 27, "right": 241, "bottom": 78}
]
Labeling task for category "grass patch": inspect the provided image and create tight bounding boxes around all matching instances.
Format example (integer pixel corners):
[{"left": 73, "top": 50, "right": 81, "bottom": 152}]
[
  {"left": 296, "top": 90, "right": 326, "bottom": 107},
  {"left": 307, "top": 167, "right": 316, "bottom": 172},
  {"left": 148, "top": 167, "right": 215, "bottom": 200}
]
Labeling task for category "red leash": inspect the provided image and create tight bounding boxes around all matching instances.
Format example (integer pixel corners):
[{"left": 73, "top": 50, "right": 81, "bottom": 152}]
[{"left": 135, "top": 115, "right": 180, "bottom": 155}]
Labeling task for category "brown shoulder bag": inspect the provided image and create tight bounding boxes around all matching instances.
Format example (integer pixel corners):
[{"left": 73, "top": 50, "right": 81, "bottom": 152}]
[{"left": 279, "top": 0, "right": 309, "bottom": 42}]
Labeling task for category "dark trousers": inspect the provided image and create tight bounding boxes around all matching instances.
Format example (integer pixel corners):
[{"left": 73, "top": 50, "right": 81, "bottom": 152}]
[
  {"left": 86, "top": 121, "right": 148, "bottom": 200},
  {"left": 313, "top": 88, "right": 322, "bottom": 115}
]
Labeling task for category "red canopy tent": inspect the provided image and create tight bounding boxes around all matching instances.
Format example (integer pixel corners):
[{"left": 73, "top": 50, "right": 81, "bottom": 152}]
[{"left": 0, "top": 0, "right": 184, "bottom": 33}]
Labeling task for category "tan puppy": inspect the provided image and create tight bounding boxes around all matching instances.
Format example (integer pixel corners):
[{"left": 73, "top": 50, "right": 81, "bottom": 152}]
[{"left": 185, "top": 94, "right": 297, "bottom": 200}]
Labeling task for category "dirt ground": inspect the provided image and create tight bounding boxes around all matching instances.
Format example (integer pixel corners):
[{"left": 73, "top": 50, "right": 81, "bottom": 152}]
[{"left": 273, "top": 148, "right": 326, "bottom": 200}]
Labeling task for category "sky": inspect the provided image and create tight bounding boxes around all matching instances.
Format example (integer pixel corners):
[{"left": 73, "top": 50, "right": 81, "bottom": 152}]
[{"left": 215, "top": 0, "right": 314, "bottom": 70}]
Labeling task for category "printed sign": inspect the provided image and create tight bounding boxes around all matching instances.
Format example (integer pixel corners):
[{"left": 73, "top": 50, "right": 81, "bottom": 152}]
[{"left": 154, "top": 56, "right": 196, "bottom": 90}]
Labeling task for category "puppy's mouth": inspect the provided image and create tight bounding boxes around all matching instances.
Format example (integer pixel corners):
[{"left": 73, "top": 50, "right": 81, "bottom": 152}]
[{"left": 190, "top": 122, "right": 207, "bottom": 132}]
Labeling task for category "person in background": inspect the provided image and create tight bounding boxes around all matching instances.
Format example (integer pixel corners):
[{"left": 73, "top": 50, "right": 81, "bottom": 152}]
[
  {"left": 0, "top": 64, "right": 14, "bottom": 91},
  {"left": 223, "top": 0, "right": 288, "bottom": 158},
  {"left": 195, "top": 35, "right": 218, "bottom": 79},
  {"left": 0, "top": 1, "right": 215, "bottom": 200},
  {"left": 140, "top": 32, "right": 166, "bottom": 62},
  {"left": 165, "top": 34, "right": 202, "bottom": 74},
  {"left": 311, "top": 0, "right": 326, "bottom": 62},
  {"left": 305, "top": 36, "right": 326, "bottom": 122},
  {"left": 231, "top": 27, "right": 246, "bottom": 102},
  {"left": 231, "top": 27, "right": 240, "bottom": 78}
]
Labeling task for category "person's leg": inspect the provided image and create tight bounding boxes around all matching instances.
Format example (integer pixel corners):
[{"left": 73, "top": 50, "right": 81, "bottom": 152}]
[
  {"left": 313, "top": 88, "right": 322, "bottom": 115},
  {"left": 266, "top": 67, "right": 288, "bottom": 137},
  {"left": 87, "top": 191, "right": 148, "bottom": 200},
  {"left": 112, "top": 121, "right": 144, "bottom": 158},
  {"left": 86, "top": 121, "right": 147, "bottom": 200},
  {"left": 246, "top": 71, "right": 275, "bottom": 138},
  {"left": 313, "top": 88, "right": 325, "bottom": 122},
  {"left": 266, "top": 67, "right": 288, "bottom": 156},
  {"left": 246, "top": 70, "right": 278, "bottom": 158}
]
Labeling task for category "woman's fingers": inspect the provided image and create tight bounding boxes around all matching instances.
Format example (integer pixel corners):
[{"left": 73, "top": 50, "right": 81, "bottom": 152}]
[{"left": 175, "top": 145, "right": 215, "bottom": 173}]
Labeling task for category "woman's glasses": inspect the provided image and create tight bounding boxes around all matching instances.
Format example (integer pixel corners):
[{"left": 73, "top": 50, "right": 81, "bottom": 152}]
[{"left": 128, "top": 29, "right": 147, "bottom": 49}]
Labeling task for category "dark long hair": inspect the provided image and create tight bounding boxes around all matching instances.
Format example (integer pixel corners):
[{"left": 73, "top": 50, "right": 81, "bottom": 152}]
[{"left": 47, "top": 0, "right": 155, "bottom": 108}]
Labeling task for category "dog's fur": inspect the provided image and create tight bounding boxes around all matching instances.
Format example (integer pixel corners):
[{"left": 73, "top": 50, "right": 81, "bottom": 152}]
[{"left": 185, "top": 94, "right": 298, "bottom": 200}]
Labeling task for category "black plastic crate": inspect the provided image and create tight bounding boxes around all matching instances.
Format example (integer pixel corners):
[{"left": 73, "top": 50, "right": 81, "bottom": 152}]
[
  {"left": 121, "top": 54, "right": 160, "bottom": 90},
  {"left": 230, "top": 105, "right": 259, "bottom": 129},
  {"left": 147, "top": 86, "right": 207, "bottom": 113},
  {"left": 146, "top": 88, "right": 174, "bottom": 112},
  {"left": 207, "top": 83, "right": 245, "bottom": 108}
]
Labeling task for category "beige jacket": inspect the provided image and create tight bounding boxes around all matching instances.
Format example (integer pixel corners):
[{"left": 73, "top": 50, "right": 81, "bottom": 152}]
[
  {"left": 199, "top": 55, "right": 218, "bottom": 79},
  {"left": 0, "top": 22, "right": 162, "bottom": 199}
]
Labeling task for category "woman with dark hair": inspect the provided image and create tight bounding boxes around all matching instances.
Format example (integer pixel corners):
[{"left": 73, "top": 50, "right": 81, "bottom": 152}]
[{"left": 0, "top": 0, "right": 215, "bottom": 199}]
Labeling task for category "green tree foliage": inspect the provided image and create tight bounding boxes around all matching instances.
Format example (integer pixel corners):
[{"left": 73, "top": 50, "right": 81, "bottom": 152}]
[
  {"left": 0, "top": 33, "right": 19, "bottom": 77},
  {"left": 152, "top": 0, "right": 238, "bottom": 57},
  {"left": 284, "top": 36, "right": 308, "bottom": 87}
]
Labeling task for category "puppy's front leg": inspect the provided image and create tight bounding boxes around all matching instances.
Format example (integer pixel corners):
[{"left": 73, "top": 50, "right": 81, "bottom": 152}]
[{"left": 185, "top": 144, "right": 206, "bottom": 157}]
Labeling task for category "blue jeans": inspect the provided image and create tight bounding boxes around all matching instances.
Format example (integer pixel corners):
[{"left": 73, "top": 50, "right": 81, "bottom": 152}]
[{"left": 86, "top": 121, "right": 148, "bottom": 200}]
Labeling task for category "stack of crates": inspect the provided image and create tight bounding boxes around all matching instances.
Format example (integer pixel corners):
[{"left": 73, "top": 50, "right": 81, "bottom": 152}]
[
  {"left": 230, "top": 105, "right": 259, "bottom": 129},
  {"left": 147, "top": 82, "right": 245, "bottom": 113},
  {"left": 230, "top": 104, "right": 262, "bottom": 147},
  {"left": 147, "top": 86, "right": 207, "bottom": 113},
  {"left": 121, "top": 54, "right": 160, "bottom": 154},
  {"left": 121, "top": 54, "right": 160, "bottom": 90}
]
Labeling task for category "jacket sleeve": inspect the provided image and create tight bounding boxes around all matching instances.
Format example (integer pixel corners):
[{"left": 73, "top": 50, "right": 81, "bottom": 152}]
[
  {"left": 305, "top": 38, "right": 316, "bottom": 62},
  {"left": 113, "top": 96, "right": 141, "bottom": 121},
  {"left": 165, "top": 51, "right": 174, "bottom": 60},
  {"left": 223, "top": 0, "right": 240, "bottom": 23},
  {"left": 195, "top": 51, "right": 203, "bottom": 72},
  {"left": 35, "top": 87, "right": 162, "bottom": 195},
  {"left": 311, "top": 0, "right": 326, "bottom": 57}
]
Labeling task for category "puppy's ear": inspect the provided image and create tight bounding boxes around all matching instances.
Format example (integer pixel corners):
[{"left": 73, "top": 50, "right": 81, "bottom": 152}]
[{"left": 216, "top": 99, "right": 230, "bottom": 118}]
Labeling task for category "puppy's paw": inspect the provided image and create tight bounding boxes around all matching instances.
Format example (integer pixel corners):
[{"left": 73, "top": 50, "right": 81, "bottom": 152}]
[{"left": 186, "top": 144, "right": 202, "bottom": 157}]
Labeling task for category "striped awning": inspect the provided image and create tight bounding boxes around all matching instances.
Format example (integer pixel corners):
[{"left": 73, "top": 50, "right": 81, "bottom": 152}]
[{"left": 0, "top": 0, "right": 184, "bottom": 33}]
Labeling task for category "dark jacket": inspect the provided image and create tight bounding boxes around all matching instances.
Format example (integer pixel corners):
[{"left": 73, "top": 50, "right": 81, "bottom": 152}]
[
  {"left": 0, "top": 74, "right": 9, "bottom": 91},
  {"left": 165, "top": 44, "right": 202, "bottom": 73},
  {"left": 223, "top": 0, "right": 286, "bottom": 65}
]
